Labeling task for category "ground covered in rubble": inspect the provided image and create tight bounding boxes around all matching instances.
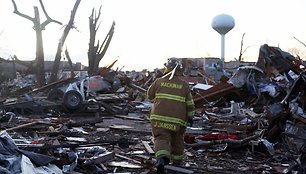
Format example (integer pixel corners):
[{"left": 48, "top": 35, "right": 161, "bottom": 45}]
[
  {"left": 1, "top": 44, "right": 305, "bottom": 173},
  {"left": 5, "top": 113, "right": 297, "bottom": 174}
]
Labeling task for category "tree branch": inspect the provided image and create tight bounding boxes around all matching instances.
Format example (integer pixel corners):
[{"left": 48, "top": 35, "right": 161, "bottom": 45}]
[
  {"left": 98, "top": 21, "right": 115, "bottom": 55},
  {"left": 39, "top": 0, "right": 62, "bottom": 29},
  {"left": 49, "top": 0, "right": 81, "bottom": 82},
  {"left": 11, "top": 0, "right": 35, "bottom": 22},
  {"left": 238, "top": 33, "right": 246, "bottom": 61}
]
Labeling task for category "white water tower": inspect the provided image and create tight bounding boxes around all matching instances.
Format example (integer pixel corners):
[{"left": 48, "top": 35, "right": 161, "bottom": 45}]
[{"left": 211, "top": 14, "right": 235, "bottom": 71}]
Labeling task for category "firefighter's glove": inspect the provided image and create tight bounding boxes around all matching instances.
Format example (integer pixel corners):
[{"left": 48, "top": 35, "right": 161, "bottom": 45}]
[{"left": 187, "top": 118, "right": 193, "bottom": 127}]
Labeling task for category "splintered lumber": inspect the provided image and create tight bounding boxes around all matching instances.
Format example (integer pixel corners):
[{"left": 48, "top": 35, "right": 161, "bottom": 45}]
[
  {"left": 67, "top": 117, "right": 104, "bottom": 127},
  {"left": 84, "top": 151, "right": 115, "bottom": 165},
  {"left": 28, "top": 77, "right": 75, "bottom": 94},
  {"left": 165, "top": 165, "right": 194, "bottom": 174},
  {"left": 186, "top": 132, "right": 262, "bottom": 148},
  {"left": 142, "top": 141, "right": 155, "bottom": 155},
  {"left": 115, "top": 115, "right": 145, "bottom": 121},
  {"left": 107, "top": 161, "right": 143, "bottom": 169},
  {"left": 5, "top": 121, "right": 51, "bottom": 131},
  {"left": 130, "top": 83, "right": 147, "bottom": 93},
  {"left": 42, "top": 138, "right": 129, "bottom": 149},
  {"left": 115, "top": 154, "right": 142, "bottom": 165},
  {"left": 99, "top": 163, "right": 107, "bottom": 171}
]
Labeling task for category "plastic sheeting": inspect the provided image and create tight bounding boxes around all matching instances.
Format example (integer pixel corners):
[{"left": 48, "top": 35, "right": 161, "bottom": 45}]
[
  {"left": 0, "top": 130, "right": 58, "bottom": 174},
  {"left": 21, "top": 155, "right": 62, "bottom": 174}
]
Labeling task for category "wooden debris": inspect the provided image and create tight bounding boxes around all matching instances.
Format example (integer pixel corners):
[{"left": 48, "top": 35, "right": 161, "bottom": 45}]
[
  {"left": 142, "top": 141, "right": 155, "bottom": 155},
  {"left": 115, "top": 115, "right": 145, "bottom": 121},
  {"left": 186, "top": 131, "right": 263, "bottom": 148},
  {"left": 130, "top": 83, "right": 147, "bottom": 93},
  {"left": 109, "top": 125, "right": 134, "bottom": 130},
  {"left": 5, "top": 121, "right": 51, "bottom": 131},
  {"left": 67, "top": 116, "right": 104, "bottom": 127},
  {"left": 99, "top": 163, "right": 108, "bottom": 171},
  {"left": 84, "top": 151, "right": 115, "bottom": 165},
  {"left": 107, "top": 161, "right": 143, "bottom": 169},
  {"left": 115, "top": 154, "right": 142, "bottom": 165}
]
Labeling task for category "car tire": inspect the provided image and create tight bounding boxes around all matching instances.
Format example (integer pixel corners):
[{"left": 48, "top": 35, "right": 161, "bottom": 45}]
[{"left": 63, "top": 90, "right": 83, "bottom": 111}]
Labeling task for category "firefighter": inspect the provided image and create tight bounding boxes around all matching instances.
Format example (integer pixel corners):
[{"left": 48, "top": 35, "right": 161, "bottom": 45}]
[{"left": 147, "top": 58, "right": 195, "bottom": 173}]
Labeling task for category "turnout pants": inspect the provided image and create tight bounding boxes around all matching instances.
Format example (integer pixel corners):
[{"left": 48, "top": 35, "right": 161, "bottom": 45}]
[{"left": 151, "top": 121, "right": 186, "bottom": 162}]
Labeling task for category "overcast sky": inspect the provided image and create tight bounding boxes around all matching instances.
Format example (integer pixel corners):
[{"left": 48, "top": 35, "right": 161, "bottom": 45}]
[{"left": 0, "top": 0, "right": 306, "bottom": 71}]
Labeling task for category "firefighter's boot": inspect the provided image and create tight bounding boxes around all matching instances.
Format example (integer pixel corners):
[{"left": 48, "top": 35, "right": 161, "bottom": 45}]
[{"left": 156, "top": 157, "right": 169, "bottom": 174}]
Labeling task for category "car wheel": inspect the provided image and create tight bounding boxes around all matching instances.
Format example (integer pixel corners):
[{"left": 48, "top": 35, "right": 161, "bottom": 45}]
[{"left": 63, "top": 90, "right": 83, "bottom": 110}]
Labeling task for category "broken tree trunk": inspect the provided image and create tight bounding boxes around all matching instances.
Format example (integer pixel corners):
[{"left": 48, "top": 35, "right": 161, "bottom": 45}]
[
  {"left": 49, "top": 0, "right": 81, "bottom": 83},
  {"left": 11, "top": 0, "right": 62, "bottom": 87},
  {"left": 87, "top": 6, "right": 115, "bottom": 76}
]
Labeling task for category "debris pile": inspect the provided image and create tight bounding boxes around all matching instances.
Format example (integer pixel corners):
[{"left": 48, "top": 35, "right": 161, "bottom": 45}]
[{"left": 0, "top": 44, "right": 305, "bottom": 173}]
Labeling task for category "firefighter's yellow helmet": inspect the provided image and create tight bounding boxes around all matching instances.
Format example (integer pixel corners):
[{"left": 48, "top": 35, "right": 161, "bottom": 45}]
[{"left": 163, "top": 58, "right": 182, "bottom": 74}]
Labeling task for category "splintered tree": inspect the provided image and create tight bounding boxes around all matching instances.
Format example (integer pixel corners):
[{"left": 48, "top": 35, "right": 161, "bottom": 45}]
[
  {"left": 238, "top": 33, "right": 253, "bottom": 62},
  {"left": 49, "top": 0, "right": 81, "bottom": 83},
  {"left": 11, "top": 0, "right": 62, "bottom": 87},
  {"left": 88, "top": 6, "right": 115, "bottom": 76}
]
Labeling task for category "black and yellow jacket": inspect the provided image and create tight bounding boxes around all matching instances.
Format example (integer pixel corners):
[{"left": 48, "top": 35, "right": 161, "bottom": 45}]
[{"left": 147, "top": 74, "right": 195, "bottom": 131}]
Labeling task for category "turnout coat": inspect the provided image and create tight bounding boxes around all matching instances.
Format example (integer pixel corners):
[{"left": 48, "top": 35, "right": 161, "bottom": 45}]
[{"left": 147, "top": 74, "right": 195, "bottom": 131}]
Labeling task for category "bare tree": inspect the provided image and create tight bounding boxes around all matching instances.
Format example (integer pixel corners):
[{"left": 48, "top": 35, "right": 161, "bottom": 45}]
[
  {"left": 87, "top": 6, "right": 115, "bottom": 76},
  {"left": 11, "top": 0, "right": 62, "bottom": 87},
  {"left": 49, "top": 0, "right": 81, "bottom": 83},
  {"left": 238, "top": 33, "right": 252, "bottom": 62}
]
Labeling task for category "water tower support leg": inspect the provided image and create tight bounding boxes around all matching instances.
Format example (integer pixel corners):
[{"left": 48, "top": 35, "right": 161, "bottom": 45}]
[{"left": 221, "top": 34, "right": 225, "bottom": 71}]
